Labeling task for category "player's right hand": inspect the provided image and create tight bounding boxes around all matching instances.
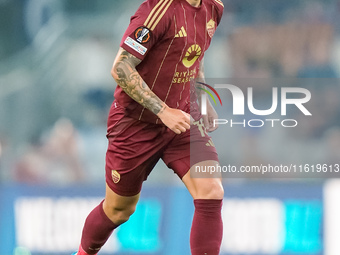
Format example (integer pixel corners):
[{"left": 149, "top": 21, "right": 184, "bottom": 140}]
[{"left": 157, "top": 106, "right": 191, "bottom": 134}]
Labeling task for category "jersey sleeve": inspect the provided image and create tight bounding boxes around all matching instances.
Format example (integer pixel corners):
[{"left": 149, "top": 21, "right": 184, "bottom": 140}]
[
  {"left": 212, "top": 0, "right": 224, "bottom": 25},
  {"left": 120, "top": 0, "right": 171, "bottom": 60}
]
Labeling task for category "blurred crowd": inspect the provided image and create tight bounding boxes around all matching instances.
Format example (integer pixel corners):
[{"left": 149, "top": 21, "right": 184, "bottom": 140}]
[
  {"left": 1, "top": 0, "right": 340, "bottom": 184},
  {"left": 13, "top": 118, "right": 84, "bottom": 184}
]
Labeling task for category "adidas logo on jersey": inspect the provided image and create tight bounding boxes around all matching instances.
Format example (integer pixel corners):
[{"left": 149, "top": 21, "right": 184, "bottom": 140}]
[{"left": 175, "top": 26, "right": 187, "bottom": 38}]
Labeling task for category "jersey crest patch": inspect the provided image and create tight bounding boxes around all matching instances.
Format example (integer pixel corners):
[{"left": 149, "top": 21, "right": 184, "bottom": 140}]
[
  {"left": 134, "top": 26, "right": 151, "bottom": 44},
  {"left": 111, "top": 170, "right": 121, "bottom": 184},
  {"left": 207, "top": 19, "right": 216, "bottom": 38}
]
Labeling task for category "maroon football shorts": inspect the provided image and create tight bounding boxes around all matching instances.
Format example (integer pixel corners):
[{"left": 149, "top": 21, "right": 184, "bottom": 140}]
[{"left": 105, "top": 102, "right": 219, "bottom": 196}]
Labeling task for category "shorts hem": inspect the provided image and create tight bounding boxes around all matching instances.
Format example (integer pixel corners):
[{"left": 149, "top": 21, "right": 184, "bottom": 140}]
[
  {"left": 105, "top": 180, "right": 142, "bottom": 197},
  {"left": 190, "top": 151, "right": 219, "bottom": 167},
  {"left": 166, "top": 151, "right": 219, "bottom": 179}
]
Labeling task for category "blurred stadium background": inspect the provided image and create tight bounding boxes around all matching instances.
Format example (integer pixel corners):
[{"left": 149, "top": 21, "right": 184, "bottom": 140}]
[{"left": 1, "top": 0, "right": 340, "bottom": 254}]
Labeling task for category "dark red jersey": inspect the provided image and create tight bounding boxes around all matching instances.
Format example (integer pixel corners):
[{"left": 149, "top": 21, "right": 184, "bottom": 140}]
[{"left": 114, "top": 0, "right": 224, "bottom": 124}]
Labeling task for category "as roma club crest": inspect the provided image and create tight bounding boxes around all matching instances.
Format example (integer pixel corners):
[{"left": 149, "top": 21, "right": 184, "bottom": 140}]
[
  {"left": 134, "top": 27, "right": 151, "bottom": 44},
  {"left": 111, "top": 170, "right": 121, "bottom": 184},
  {"left": 206, "top": 19, "right": 216, "bottom": 38}
]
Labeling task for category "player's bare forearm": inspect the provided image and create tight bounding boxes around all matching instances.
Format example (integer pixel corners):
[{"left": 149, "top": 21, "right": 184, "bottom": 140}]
[
  {"left": 111, "top": 48, "right": 166, "bottom": 115},
  {"left": 196, "top": 58, "right": 213, "bottom": 108},
  {"left": 196, "top": 58, "right": 219, "bottom": 132},
  {"left": 196, "top": 58, "right": 206, "bottom": 97},
  {"left": 196, "top": 58, "right": 214, "bottom": 109}
]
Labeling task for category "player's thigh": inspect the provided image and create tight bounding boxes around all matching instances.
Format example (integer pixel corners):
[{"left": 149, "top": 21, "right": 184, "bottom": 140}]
[
  {"left": 105, "top": 111, "right": 165, "bottom": 196},
  {"left": 103, "top": 183, "right": 140, "bottom": 224},
  {"left": 163, "top": 118, "right": 219, "bottom": 179},
  {"left": 182, "top": 160, "right": 224, "bottom": 200}
]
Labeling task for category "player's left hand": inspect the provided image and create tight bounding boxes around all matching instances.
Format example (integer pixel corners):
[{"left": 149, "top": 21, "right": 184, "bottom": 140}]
[{"left": 203, "top": 100, "right": 218, "bottom": 132}]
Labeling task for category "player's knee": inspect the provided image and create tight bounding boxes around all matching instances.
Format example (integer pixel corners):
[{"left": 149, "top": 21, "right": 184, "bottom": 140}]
[
  {"left": 198, "top": 181, "right": 224, "bottom": 200},
  {"left": 106, "top": 203, "right": 137, "bottom": 225},
  {"left": 208, "top": 182, "right": 224, "bottom": 199},
  {"left": 114, "top": 208, "right": 136, "bottom": 225}
]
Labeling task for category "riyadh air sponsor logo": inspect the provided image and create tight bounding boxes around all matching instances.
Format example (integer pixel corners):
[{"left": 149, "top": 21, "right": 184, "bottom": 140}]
[
  {"left": 199, "top": 84, "right": 312, "bottom": 128},
  {"left": 183, "top": 44, "right": 202, "bottom": 68}
]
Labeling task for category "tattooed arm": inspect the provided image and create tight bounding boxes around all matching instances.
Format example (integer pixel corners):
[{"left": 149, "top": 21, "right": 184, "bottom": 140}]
[
  {"left": 111, "top": 48, "right": 165, "bottom": 115},
  {"left": 197, "top": 58, "right": 219, "bottom": 132},
  {"left": 111, "top": 48, "right": 190, "bottom": 134}
]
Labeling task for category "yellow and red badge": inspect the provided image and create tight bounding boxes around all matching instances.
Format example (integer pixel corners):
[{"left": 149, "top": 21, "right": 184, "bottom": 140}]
[
  {"left": 207, "top": 19, "right": 216, "bottom": 38},
  {"left": 111, "top": 170, "right": 121, "bottom": 184}
]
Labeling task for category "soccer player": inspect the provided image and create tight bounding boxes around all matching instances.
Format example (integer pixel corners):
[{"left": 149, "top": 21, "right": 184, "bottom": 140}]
[{"left": 74, "top": 0, "right": 224, "bottom": 254}]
